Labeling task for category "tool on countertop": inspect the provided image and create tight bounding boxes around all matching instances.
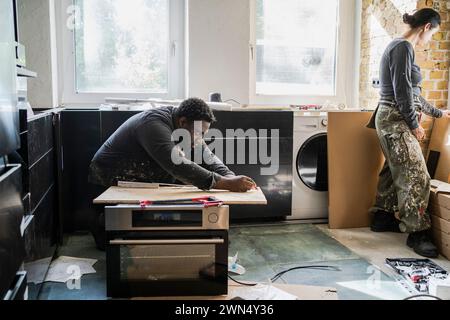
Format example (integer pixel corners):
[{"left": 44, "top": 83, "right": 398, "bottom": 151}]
[
  {"left": 118, "top": 181, "right": 193, "bottom": 189},
  {"left": 140, "top": 196, "right": 224, "bottom": 208}
]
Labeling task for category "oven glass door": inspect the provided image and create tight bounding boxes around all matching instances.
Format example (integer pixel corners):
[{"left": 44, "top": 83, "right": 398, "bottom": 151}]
[
  {"left": 107, "top": 235, "right": 228, "bottom": 297},
  {"left": 119, "top": 242, "right": 218, "bottom": 281}
]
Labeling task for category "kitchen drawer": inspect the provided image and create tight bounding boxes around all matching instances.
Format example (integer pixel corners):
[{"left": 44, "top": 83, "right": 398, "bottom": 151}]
[
  {"left": 23, "top": 186, "right": 56, "bottom": 300},
  {"left": 29, "top": 150, "right": 54, "bottom": 211},
  {"left": 2, "top": 272, "right": 27, "bottom": 300},
  {"left": 28, "top": 114, "right": 54, "bottom": 167}
]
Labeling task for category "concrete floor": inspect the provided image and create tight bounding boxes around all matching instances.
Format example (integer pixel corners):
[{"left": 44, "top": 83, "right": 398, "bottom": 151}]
[
  {"left": 319, "top": 226, "right": 450, "bottom": 281},
  {"left": 37, "top": 224, "right": 449, "bottom": 300}
]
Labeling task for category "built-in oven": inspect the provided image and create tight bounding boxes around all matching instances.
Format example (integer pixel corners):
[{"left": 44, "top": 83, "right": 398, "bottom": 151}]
[{"left": 105, "top": 205, "right": 229, "bottom": 298}]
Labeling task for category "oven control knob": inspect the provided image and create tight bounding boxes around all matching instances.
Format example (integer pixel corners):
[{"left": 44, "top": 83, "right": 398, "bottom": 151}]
[
  {"left": 321, "top": 119, "right": 328, "bottom": 127},
  {"left": 208, "top": 213, "right": 219, "bottom": 224}
]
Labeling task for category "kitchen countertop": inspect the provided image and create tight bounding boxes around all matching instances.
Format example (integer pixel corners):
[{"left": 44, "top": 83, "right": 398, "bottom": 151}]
[{"left": 29, "top": 105, "right": 376, "bottom": 114}]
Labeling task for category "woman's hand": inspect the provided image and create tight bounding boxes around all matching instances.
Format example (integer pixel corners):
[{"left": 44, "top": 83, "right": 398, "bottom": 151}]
[
  {"left": 442, "top": 110, "right": 450, "bottom": 118},
  {"left": 412, "top": 126, "right": 425, "bottom": 141}
]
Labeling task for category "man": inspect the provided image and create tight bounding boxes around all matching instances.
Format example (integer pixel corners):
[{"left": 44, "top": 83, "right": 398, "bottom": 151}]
[{"left": 88, "top": 98, "right": 256, "bottom": 249}]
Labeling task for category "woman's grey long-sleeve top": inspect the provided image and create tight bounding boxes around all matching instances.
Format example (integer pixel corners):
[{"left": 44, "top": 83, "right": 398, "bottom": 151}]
[{"left": 379, "top": 38, "right": 443, "bottom": 130}]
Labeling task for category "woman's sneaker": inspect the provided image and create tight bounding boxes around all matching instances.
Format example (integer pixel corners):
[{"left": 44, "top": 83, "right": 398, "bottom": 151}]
[{"left": 407, "top": 230, "right": 439, "bottom": 258}]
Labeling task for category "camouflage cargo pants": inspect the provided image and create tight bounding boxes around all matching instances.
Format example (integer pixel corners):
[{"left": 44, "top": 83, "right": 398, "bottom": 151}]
[{"left": 370, "top": 105, "right": 431, "bottom": 233}]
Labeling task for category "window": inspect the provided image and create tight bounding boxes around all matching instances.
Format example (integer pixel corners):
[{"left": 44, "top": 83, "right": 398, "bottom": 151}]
[
  {"left": 59, "top": 0, "right": 185, "bottom": 104},
  {"left": 250, "top": 0, "right": 357, "bottom": 105}
]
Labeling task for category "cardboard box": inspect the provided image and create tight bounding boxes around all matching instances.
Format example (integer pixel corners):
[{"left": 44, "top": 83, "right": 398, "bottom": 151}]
[
  {"left": 432, "top": 214, "right": 450, "bottom": 260},
  {"left": 328, "top": 112, "right": 385, "bottom": 229},
  {"left": 427, "top": 118, "right": 450, "bottom": 183},
  {"left": 431, "top": 215, "right": 450, "bottom": 235},
  {"left": 430, "top": 203, "right": 450, "bottom": 221},
  {"left": 430, "top": 187, "right": 450, "bottom": 211},
  {"left": 433, "top": 226, "right": 450, "bottom": 260},
  {"left": 429, "top": 184, "right": 450, "bottom": 221}
]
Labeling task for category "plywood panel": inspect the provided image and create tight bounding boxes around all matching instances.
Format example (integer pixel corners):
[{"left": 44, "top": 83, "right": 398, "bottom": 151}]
[
  {"left": 328, "top": 112, "right": 385, "bottom": 229},
  {"left": 133, "top": 282, "right": 338, "bottom": 300},
  {"left": 428, "top": 118, "right": 450, "bottom": 183},
  {"left": 94, "top": 187, "right": 267, "bottom": 205}
]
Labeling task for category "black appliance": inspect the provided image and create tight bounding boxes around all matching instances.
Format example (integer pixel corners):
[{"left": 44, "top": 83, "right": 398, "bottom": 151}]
[
  {"left": 0, "top": 0, "right": 20, "bottom": 156},
  {"left": 0, "top": 164, "right": 25, "bottom": 299},
  {"left": 0, "top": 0, "right": 25, "bottom": 300},
  {"left": 105, "top": 204, "right": 229, "bottom": 298}
]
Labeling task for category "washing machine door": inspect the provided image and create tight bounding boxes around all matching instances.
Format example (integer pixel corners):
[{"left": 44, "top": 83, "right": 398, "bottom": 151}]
[{"left": 296, "top": 133, "right": 328, "bottom": 192}]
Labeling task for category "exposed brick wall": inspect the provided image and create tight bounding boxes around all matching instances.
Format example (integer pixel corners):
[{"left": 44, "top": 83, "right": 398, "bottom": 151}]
[{"left": 359, "top": 0, "right": 450, "bottom": 153}]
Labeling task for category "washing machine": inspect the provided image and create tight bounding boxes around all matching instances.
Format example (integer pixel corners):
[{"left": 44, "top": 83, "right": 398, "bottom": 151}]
[{"left": 290, "top": 112, "right": 329, "bottom": 221}]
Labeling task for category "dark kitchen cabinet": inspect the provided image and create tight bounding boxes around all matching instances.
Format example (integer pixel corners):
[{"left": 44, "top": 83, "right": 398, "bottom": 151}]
[
  {"left": 17, "top": 112, "right": 58, "bottom": 299},
  {"left": 58, "top": 110, "right": 102, "bottom": 232},
  {"left": 211, "top": 111, "right": 293, "bottom": 221},
  {"left": 58, "top": 110, "right": 140, "bottom": 232},
  {"left": 56, "top": 109, "right": 293, "bottom": 231},
  {"left": 100, "top": 111, "right": 140, "bottom": 143}
]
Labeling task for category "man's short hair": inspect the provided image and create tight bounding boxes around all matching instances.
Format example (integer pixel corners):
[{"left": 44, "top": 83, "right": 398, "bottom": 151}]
[{"left": 175, "top": 98, "right": 216, "bottom": 123}]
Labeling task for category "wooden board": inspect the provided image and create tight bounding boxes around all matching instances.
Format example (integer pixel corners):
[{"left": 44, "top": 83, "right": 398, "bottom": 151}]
[
  {"left": 132, "top": 282, "right": 338, "bottom": 300},
  {"left": 328, "top": 112, "right": 385, "bottom": 229},
  {"left": 94, "top": 186, "right": 267, "bottom": 205},
  {"left": 428, "top": 118, "right": 450, "bottom": 183}
]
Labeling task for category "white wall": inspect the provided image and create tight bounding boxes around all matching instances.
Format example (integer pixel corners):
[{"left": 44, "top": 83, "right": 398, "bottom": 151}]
[
  {"left": 187, "top": 0, "right": 250, "bottom": 104},
  {"left": 17, "top": 0, "right": 58, "bottom": 109}
]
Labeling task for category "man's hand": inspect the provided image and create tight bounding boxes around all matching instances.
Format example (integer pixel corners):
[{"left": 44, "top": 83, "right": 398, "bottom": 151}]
[
  {"left": 214, "top": 175, "right": 257, "bottom": 192},
  {"left": 412, "top": 126, "right": 425, "bottom": 141},
  {"left": 443, "top": 110, "right": 450, "bottom": 118}
]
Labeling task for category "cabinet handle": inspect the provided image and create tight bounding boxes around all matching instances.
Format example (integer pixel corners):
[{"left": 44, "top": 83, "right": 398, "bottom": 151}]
[
  {"left": 109, "top": 239, "right": 224, "bottom": 245},
  {"left": 61, "top": 145, "right": 64, "bottom": 171}
]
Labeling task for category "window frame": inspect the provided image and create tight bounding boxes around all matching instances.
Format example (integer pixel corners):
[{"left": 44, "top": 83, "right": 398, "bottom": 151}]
[
  {"left": 56, "top": 0, "right": 185, "bottom": 105},
  {"left": 249, "top": 0, "right": 358, "bottom": 106}
]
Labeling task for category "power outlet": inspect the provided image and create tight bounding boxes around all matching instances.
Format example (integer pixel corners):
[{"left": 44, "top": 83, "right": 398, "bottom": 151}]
[{"left": 372, "top": 78, "right": 380, "bottom": 88}]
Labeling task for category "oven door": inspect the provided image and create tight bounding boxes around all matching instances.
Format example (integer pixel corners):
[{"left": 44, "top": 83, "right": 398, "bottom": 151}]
[{"left": 106, "top": 231, "right": 228, "bottom": 298}]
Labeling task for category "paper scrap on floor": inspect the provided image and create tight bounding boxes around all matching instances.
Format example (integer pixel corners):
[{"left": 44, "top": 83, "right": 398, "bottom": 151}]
[
  {"left": 44, "top": 256, "right": 97, "bottom": 283},
  {"left": 25, "top": 257, "right": 53, "bottom": 284},
  {"left": 230, "top": 284, "right": 298, "bottom": 300}
]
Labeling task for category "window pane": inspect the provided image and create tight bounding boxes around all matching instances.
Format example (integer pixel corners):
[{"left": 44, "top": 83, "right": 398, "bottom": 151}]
[
  {"left": 74, "top": 0, "right": 169, "bottom": 93},
  {"left": 256, "top": 0, "right": 339, "bottom": 96}
]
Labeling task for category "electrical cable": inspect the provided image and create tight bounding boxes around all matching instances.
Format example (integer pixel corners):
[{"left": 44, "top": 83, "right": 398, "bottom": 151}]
[
  {"left": 227, "top": 265, "right": 341, "bottom": 287},
  {"left": 270, "top": 266, "right": 341, "bottom": 283},
  {"left": 228, "top": 275, "right": 258, "bottom": 286},
  {"left": 224, "top": 98, "right": 242, "bottom": 105},
  {"left": 403, "top": 294, "right": 442, "bottom": 300}
]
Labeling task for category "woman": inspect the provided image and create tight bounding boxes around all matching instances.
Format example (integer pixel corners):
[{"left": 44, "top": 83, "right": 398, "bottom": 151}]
[{"left": 368, "top": 8, "right": 450, "bottom": 258}]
